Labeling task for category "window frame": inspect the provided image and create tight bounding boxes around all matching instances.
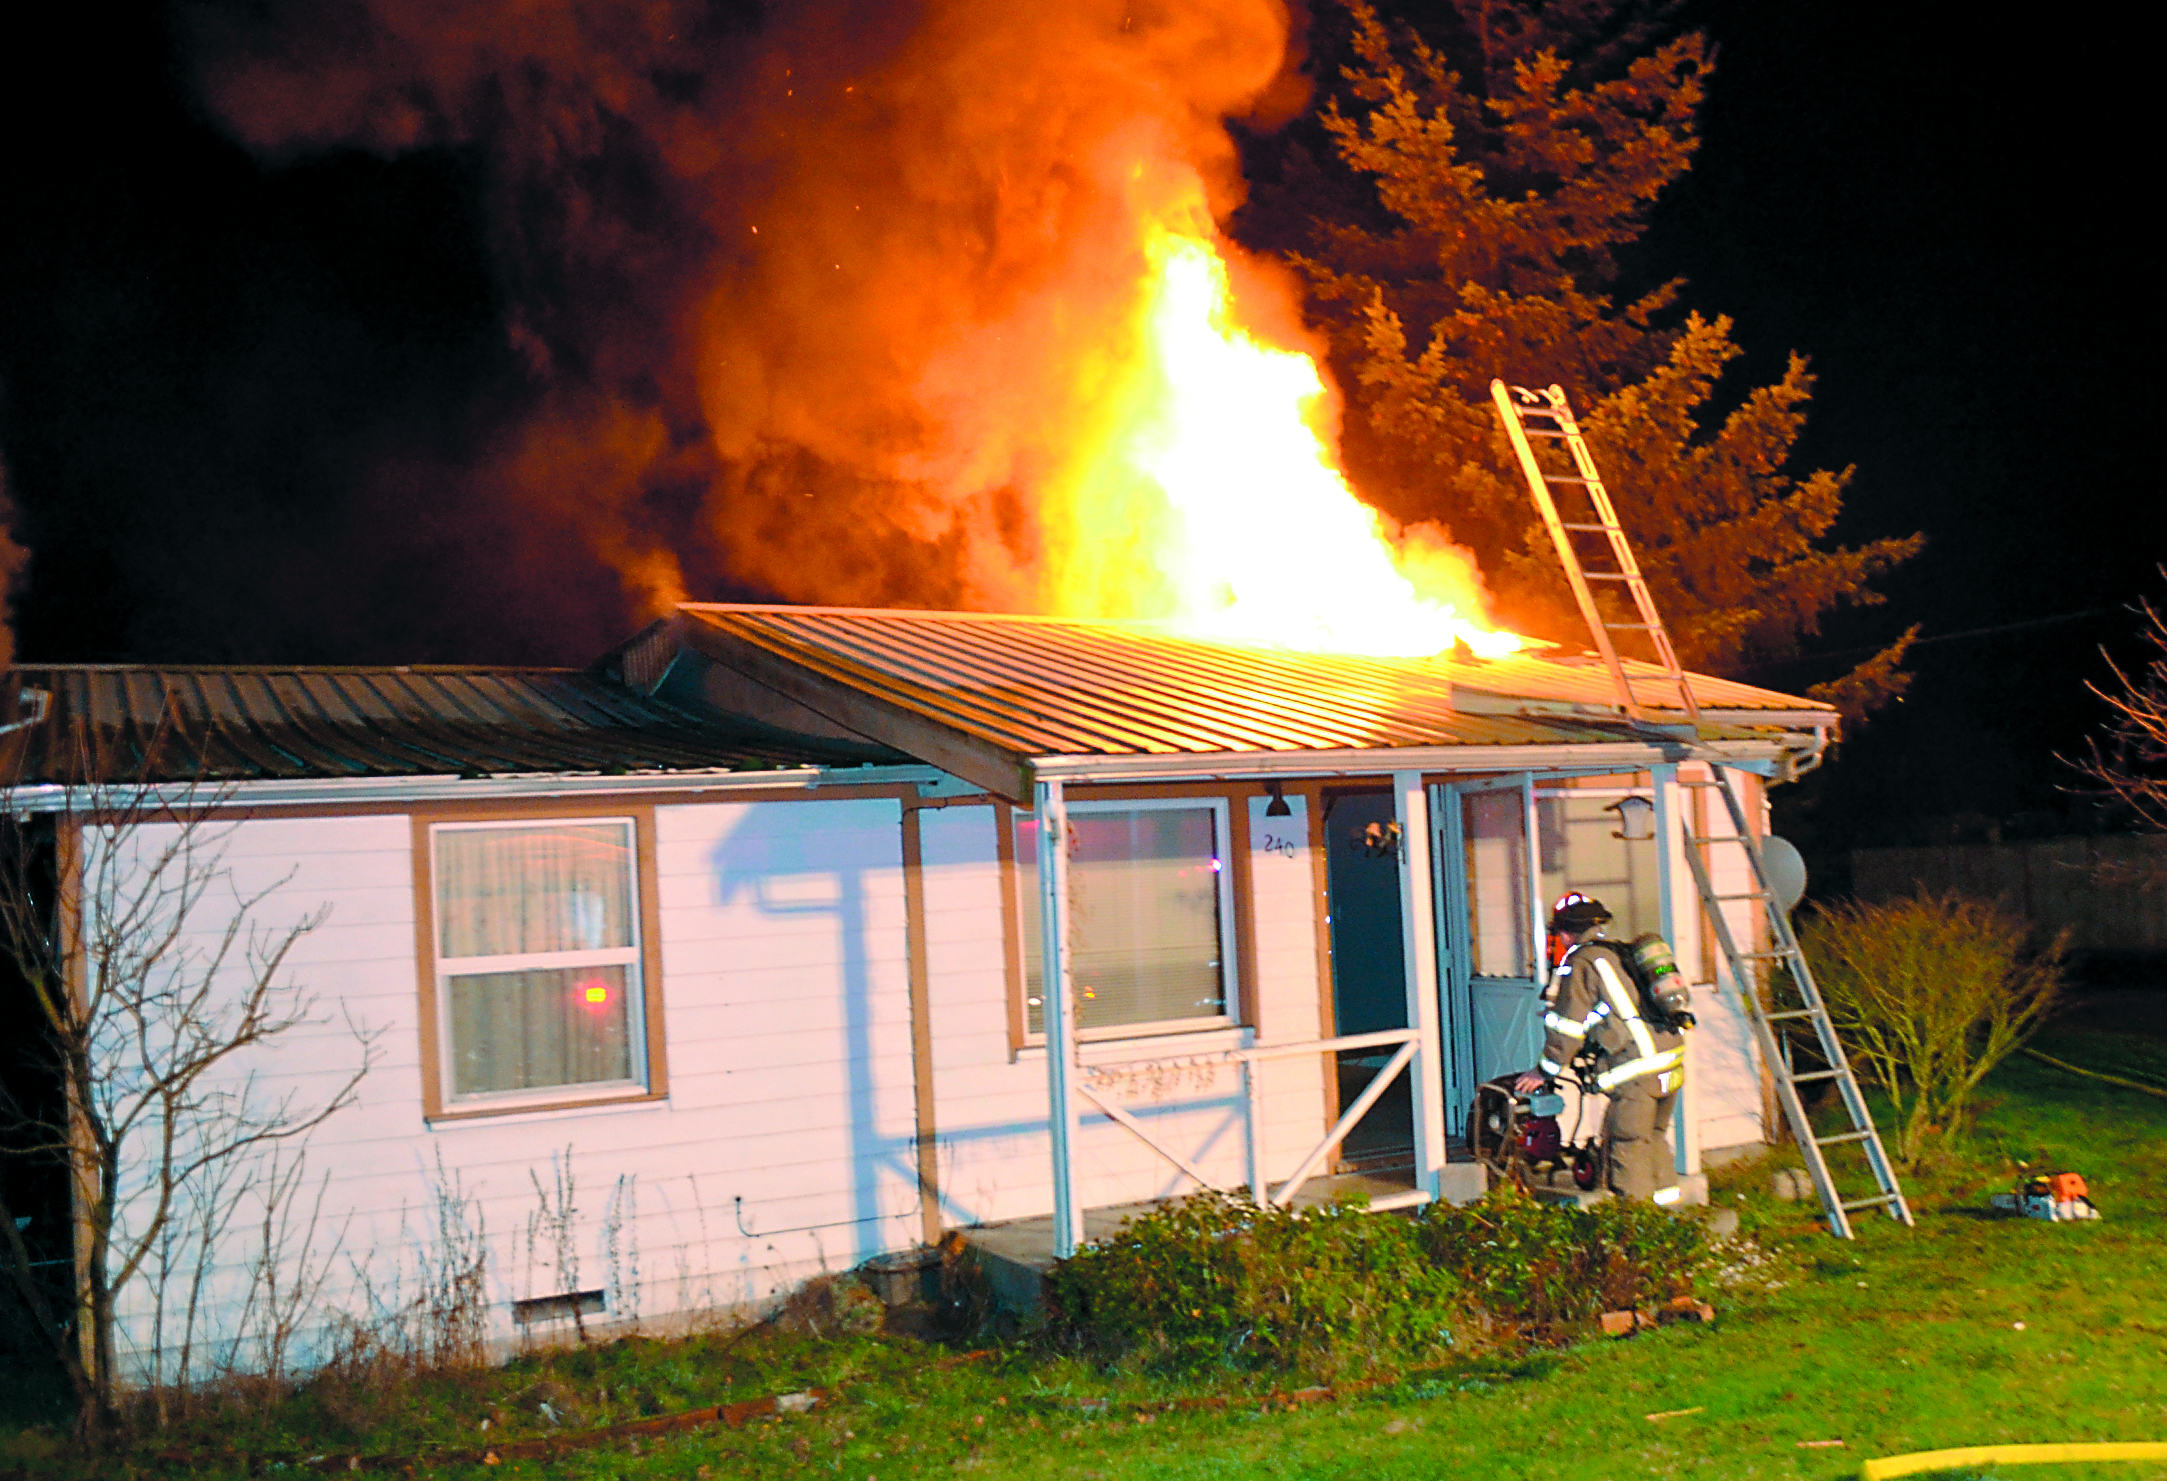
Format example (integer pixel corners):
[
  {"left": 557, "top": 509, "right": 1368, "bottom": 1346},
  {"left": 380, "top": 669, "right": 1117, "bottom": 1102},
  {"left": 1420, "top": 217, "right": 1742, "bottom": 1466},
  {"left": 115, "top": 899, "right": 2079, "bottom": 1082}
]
[
  {"left": 412, "top": 801, "right": 670, "bottom": 1122},
  {"left": 1008, "top": 795, "right": 1242, "bottom": 1046}
]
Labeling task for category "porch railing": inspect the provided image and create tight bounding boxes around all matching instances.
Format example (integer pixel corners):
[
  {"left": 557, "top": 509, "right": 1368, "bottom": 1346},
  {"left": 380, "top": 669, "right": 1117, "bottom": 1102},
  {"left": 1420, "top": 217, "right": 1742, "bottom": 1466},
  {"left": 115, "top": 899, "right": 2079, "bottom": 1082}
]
[{"left": 1073, "top": 1027, "right": 1429, "bottom": 1217}]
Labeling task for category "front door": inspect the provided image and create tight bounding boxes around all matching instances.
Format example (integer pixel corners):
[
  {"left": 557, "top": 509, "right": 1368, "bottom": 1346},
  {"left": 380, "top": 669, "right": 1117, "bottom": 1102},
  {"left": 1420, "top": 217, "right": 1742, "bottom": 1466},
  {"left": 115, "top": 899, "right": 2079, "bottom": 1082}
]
[
  {"left": 1440, "top": 777, "right": 1545, "bottom": 1123},
  {"left": 1323, "top": 790, "right": 1412, "bottom": 1168}
]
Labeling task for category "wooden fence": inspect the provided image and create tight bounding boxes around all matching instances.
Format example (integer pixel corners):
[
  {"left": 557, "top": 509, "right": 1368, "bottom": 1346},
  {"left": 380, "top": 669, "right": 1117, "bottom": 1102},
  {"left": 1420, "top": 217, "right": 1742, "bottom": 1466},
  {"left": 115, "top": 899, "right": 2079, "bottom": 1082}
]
[{"left": 1849, "top": 835, "right": 2167, "bottom": 954}]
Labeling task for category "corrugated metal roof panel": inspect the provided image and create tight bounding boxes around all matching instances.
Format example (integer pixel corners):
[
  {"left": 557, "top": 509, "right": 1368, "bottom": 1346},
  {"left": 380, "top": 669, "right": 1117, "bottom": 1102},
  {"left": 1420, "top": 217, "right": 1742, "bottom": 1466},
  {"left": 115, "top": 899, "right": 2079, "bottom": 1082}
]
[
  {"left": 2, "top": 666, "right": 872, "bottom": 787},
  {"left": 676, "top": 605, "right": 1829, "bottom": 760},
  {"left": 1446, "top": 649, "right": 1818, "bottom": 719}
]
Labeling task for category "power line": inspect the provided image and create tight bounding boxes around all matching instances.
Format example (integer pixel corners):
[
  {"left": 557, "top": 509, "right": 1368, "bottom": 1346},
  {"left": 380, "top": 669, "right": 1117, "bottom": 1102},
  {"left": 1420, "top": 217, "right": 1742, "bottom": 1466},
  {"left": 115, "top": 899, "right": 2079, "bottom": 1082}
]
[{"left": 1734, "top": 606, "right": 2125, "bottom": 677}]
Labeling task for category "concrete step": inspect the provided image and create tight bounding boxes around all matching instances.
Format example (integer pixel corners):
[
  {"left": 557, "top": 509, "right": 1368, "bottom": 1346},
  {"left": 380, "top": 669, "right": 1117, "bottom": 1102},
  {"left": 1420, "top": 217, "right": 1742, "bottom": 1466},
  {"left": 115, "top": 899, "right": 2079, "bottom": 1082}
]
[{"left": 1527, "top": 1172, "right": 1710, "bottom": 1209}]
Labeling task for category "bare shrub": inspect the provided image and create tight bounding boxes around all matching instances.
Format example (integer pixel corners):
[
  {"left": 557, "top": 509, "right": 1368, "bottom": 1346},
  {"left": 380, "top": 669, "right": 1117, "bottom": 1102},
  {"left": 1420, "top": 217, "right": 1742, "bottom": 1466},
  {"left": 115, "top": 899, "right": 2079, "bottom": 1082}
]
[
  {"left": 523, "top": 1149, "right": 585, "bottom": 1344},
  {"left": 1799, "top": 892, "right": 2064, "bottom": 1163},
  {"left": 669, "top": 1173, "right": 721, "bottom": 1320},
  {"left": 342, "top": 1162, "right": 491, "bottom": 1375},
  {"left": 2071, "top": 591, "right": 2167, "bottom": 843},
  {"left": 298, "top": 1166, "right": 493, "bottom": 1438},
  {"left": 226, "top": 1151, "right": 351, "bottom": 1392},
  {"left": 603, "top": 1173, "right": 640, "bottom": 1333},
  {"left": 0, "top": 764, "right": 377, "bottom": 1432}
]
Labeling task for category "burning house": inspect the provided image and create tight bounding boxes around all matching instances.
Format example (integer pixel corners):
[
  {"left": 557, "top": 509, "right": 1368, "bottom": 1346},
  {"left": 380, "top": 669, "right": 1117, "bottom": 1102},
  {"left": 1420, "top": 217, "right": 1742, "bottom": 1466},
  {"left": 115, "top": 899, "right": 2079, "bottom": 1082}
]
[
  {"left": 4, "top": 608, "right": 1829, "bottom": 1373},
  {"left": 0, "top": 87, "right": 1850, "bottom": 1368},
  {"left": 0, "top": 0, "right": 1929, "bottom": 1392}
]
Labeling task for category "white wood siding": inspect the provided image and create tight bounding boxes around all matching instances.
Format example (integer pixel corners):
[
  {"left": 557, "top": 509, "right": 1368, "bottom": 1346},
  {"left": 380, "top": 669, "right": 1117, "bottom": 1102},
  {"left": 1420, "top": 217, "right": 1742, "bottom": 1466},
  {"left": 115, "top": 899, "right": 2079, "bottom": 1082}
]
[
  {"left": 1242, "top": 794, "right": 1332, "bottom": 1179},
  {"left": 1672, "top": 764, "right": 1771, "bottom": 1158},
  {"left": 103, "top": 798, "right": 919, "bottom": 1382},
  {"left": 96, "top": 814, "right": 418, "bottom": 1383},
  {"left": 96, "top": 769, "right": 1762, "bottom": 1383},
  {"left": 920, "top": 798, "right": 1329, "bottom": 1229}
]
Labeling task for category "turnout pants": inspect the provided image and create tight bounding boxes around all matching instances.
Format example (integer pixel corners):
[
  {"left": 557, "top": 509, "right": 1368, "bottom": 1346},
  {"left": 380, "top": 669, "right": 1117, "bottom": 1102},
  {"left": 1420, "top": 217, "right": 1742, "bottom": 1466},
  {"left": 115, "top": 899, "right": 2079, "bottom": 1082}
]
[{"left": 1604, "top": 1076, "right": 1680, "bottom": 1203}]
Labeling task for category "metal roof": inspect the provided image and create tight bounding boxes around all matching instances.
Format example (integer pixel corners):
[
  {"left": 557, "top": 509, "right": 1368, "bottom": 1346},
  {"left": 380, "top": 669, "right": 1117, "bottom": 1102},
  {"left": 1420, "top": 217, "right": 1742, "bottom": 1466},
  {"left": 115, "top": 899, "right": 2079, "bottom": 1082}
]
[
  {"left": 665, "top": 605, "right": 1831, "bottom": 798},
  {"left": 1445, "top": 650, "right": 1832, "bottom": 724},
  {"left": 1, "top": 665, "right": 869, "bottom": 788},
  {"left": 3, "top": 611, "right": 1831, "bottom": 801}
]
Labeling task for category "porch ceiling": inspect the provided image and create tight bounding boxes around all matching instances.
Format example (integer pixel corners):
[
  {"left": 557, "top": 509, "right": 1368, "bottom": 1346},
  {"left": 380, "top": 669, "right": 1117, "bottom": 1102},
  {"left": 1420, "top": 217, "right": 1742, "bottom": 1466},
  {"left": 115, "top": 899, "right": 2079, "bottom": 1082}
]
[{"left": 668, "top": 605, "right": 1832, "bottom": 801}]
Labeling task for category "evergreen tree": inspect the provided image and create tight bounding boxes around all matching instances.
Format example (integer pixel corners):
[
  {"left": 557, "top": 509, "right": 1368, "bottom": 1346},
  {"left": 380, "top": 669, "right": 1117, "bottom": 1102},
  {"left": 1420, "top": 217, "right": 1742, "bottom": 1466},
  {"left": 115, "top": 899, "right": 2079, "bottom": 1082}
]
[{"left": 1242, "top": 1, "right": 1919, "bottom": 716}]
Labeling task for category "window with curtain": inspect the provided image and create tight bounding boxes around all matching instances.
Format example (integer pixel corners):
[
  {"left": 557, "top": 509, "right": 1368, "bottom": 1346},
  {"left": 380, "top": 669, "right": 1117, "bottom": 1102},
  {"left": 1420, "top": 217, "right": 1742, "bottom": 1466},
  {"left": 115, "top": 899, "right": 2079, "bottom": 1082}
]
[
  {"left": 1014, "top": 803, "right": 1231, "bottom": 1036},
  {"left": 432, "top": 819, "right": 645, "bottom": 1103}
]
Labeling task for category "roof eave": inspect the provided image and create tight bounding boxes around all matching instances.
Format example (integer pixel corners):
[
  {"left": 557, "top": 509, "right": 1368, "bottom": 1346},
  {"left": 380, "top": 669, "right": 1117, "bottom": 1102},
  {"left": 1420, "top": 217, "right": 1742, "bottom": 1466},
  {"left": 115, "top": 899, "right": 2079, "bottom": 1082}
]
[
  {"left": 1029, "top": 735, "right": 1808, "bottom": 788},
  {"left": 674, "top": 613, "right": 1035, "bottom": 801},
  {"left": 3, "top": 765, "right": 841, "bottom": 815}
]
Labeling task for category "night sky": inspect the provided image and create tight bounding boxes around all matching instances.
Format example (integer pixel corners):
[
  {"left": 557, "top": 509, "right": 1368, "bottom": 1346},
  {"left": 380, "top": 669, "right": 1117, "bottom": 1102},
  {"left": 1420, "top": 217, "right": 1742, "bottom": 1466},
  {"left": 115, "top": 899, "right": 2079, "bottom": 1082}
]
[{"left": 0, "top": 1, "right": 2156, "bottom": 860}]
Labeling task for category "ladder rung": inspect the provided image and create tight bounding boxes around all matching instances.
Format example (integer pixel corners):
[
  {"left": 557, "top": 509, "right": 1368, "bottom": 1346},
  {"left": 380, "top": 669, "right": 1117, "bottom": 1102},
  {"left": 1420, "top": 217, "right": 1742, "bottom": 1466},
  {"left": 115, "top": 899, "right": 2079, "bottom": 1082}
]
[
  {"left": 1584, "top": 572, "right": 1637, "bottom": 581},
  {"left": 1712, "top": 892, "right": 1773, "bottom": 903},
  {"left": 1788, "top": 1069, "right": 1843, "bottom": 1084},
  {"left": 1544, "top": 475, "right": 1601, "bottom": 485},
  {"left": 1603, "top": 622, "right": 1656, "bottom": 631},
  {"left": 1736, "top": 950, "right": 1794, "bottom": 962},
  {"left": 1519, "top": 428, "right": 1570, "bottom": 438},
  {"left": 1763, "top": 1008, "right": 1820, "bottom": 1022},
  {"left": 1841, "top": 1193, "right": 1901, "bottom": 1213},
  {"left": 1815, "top": 1129, "right": 1875, "bottom": 1147},
  {"left": 1561, "top": 521, "right": 1618, "bottom": 532}
]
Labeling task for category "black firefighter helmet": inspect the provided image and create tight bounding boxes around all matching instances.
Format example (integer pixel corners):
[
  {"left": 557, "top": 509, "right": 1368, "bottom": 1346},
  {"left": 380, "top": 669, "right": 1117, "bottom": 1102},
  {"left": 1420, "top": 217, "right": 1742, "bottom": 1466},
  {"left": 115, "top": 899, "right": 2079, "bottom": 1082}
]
[{"left": 1548, "top": 891, "right": 1613, "bottom": 936}]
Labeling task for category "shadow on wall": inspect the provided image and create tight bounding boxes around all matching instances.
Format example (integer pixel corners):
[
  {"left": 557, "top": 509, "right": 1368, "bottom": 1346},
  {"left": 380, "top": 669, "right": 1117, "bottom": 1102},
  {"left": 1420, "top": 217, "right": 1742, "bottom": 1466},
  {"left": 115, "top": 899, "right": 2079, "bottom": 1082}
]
[
  {"left": 931, "top": 1085, "right": 1247, "bottom": 1231},
  {"left": 707, "top": 800, "right": 1248, "bottom": 1245},
  {"left": 706, "top": 799, "right": 917, "bottom": 1269}
]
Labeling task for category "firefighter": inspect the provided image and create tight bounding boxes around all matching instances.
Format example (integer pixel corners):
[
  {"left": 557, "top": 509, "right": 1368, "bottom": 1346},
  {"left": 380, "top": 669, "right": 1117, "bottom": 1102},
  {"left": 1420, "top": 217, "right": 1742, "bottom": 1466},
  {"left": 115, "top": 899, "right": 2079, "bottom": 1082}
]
[{"left": 1514, "top": 894, "right": 1686, "bottom": 1205}]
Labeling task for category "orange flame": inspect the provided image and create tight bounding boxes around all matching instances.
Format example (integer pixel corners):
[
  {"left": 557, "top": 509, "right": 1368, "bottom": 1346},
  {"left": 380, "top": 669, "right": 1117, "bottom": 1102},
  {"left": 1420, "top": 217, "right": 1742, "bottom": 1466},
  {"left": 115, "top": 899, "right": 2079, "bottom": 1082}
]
[{"left": 1042, "top": 218, "right": 1521, "bottom": 658}]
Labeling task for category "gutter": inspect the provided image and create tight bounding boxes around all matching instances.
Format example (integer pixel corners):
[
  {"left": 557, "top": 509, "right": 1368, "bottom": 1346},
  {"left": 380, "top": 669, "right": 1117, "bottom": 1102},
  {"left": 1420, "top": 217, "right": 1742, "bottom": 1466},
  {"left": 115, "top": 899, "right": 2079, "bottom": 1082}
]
[
  {"left": 1028, "top": 737, "right": 1805, "bottom": 788},
  {"left": 2, "top": 764, "right": 881, "bottom": 815},
  {"left": 1780, "top": 720, "right": 1836, "bottom": 781},
  {"left": 4, "top": 728, "right": 1828, "bottom": 814}
]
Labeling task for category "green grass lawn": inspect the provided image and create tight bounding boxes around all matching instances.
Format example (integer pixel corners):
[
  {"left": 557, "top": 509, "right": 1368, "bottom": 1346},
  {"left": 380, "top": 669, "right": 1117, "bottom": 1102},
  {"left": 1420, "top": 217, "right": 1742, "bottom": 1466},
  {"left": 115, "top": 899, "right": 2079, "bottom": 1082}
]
[{"left": 6, "top": 1017, "right": 2166, "bottom": 1480}]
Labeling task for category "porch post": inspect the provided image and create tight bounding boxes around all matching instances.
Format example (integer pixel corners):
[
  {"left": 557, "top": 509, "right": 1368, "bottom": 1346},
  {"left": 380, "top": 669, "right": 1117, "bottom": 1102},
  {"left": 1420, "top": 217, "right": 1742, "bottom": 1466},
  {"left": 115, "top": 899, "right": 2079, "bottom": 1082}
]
[
  {"left": 1652, "top": 763, "right": 1697, "bottom": 1177},
  {"left": 1393, "top": 770, "right": 1447, "bottom": 1203},
  {"left": 1036, "top": 778, "right": 1085, "bottom": 1257}
]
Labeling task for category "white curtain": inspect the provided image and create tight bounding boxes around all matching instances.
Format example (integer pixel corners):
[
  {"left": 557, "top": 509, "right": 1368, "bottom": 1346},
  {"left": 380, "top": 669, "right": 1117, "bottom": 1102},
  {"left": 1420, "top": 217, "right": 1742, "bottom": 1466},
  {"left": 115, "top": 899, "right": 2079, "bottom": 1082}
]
[
  {"left": 1018, "top": 807, "right": 1225, "bottom": 1034},
  {"left": 436, "top": 823, "right": 633, "bottom": 958},
  {"left": 446, "top": 966, "right": 632, "bottom": 1096},
  {"left": 434, "top": 822, "right": 637, "bottom": 1097}
]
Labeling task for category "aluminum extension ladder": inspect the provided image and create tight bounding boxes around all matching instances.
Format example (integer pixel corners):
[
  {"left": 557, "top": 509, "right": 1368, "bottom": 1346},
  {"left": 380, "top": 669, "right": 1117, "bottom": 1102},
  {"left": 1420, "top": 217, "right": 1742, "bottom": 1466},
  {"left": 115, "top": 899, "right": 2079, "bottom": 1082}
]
[
  {"left": 1490, "top": 380, "right": 1700, "bottom": 725},
  {"left": 1680, "top": 765, "right": 1913, "bottom": 1237},
  {"left": 1490, "top": 376, "right": 1908, "bottom": 1236}
]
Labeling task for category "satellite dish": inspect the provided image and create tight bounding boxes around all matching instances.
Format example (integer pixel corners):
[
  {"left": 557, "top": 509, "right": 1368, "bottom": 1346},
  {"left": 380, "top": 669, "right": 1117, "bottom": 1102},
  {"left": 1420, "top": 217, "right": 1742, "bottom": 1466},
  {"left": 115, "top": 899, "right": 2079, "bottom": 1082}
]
[{"left": 1761, "top": 836, "right": 1808, "bottom": 912}]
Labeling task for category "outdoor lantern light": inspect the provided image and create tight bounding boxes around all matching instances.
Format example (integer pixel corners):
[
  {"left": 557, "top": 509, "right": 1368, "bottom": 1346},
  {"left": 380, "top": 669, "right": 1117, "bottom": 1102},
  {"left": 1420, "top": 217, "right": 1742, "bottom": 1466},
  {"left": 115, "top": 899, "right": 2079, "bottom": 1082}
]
[
  {"left": 1606, "top": 794, "right": 1656, "bottom": 841},
  {"left": 1265, "top": 781, "right": 1292, "bottom": 817},
  {"left": 1359, "top": 820, "right": 1403, "bottom": 857}
]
